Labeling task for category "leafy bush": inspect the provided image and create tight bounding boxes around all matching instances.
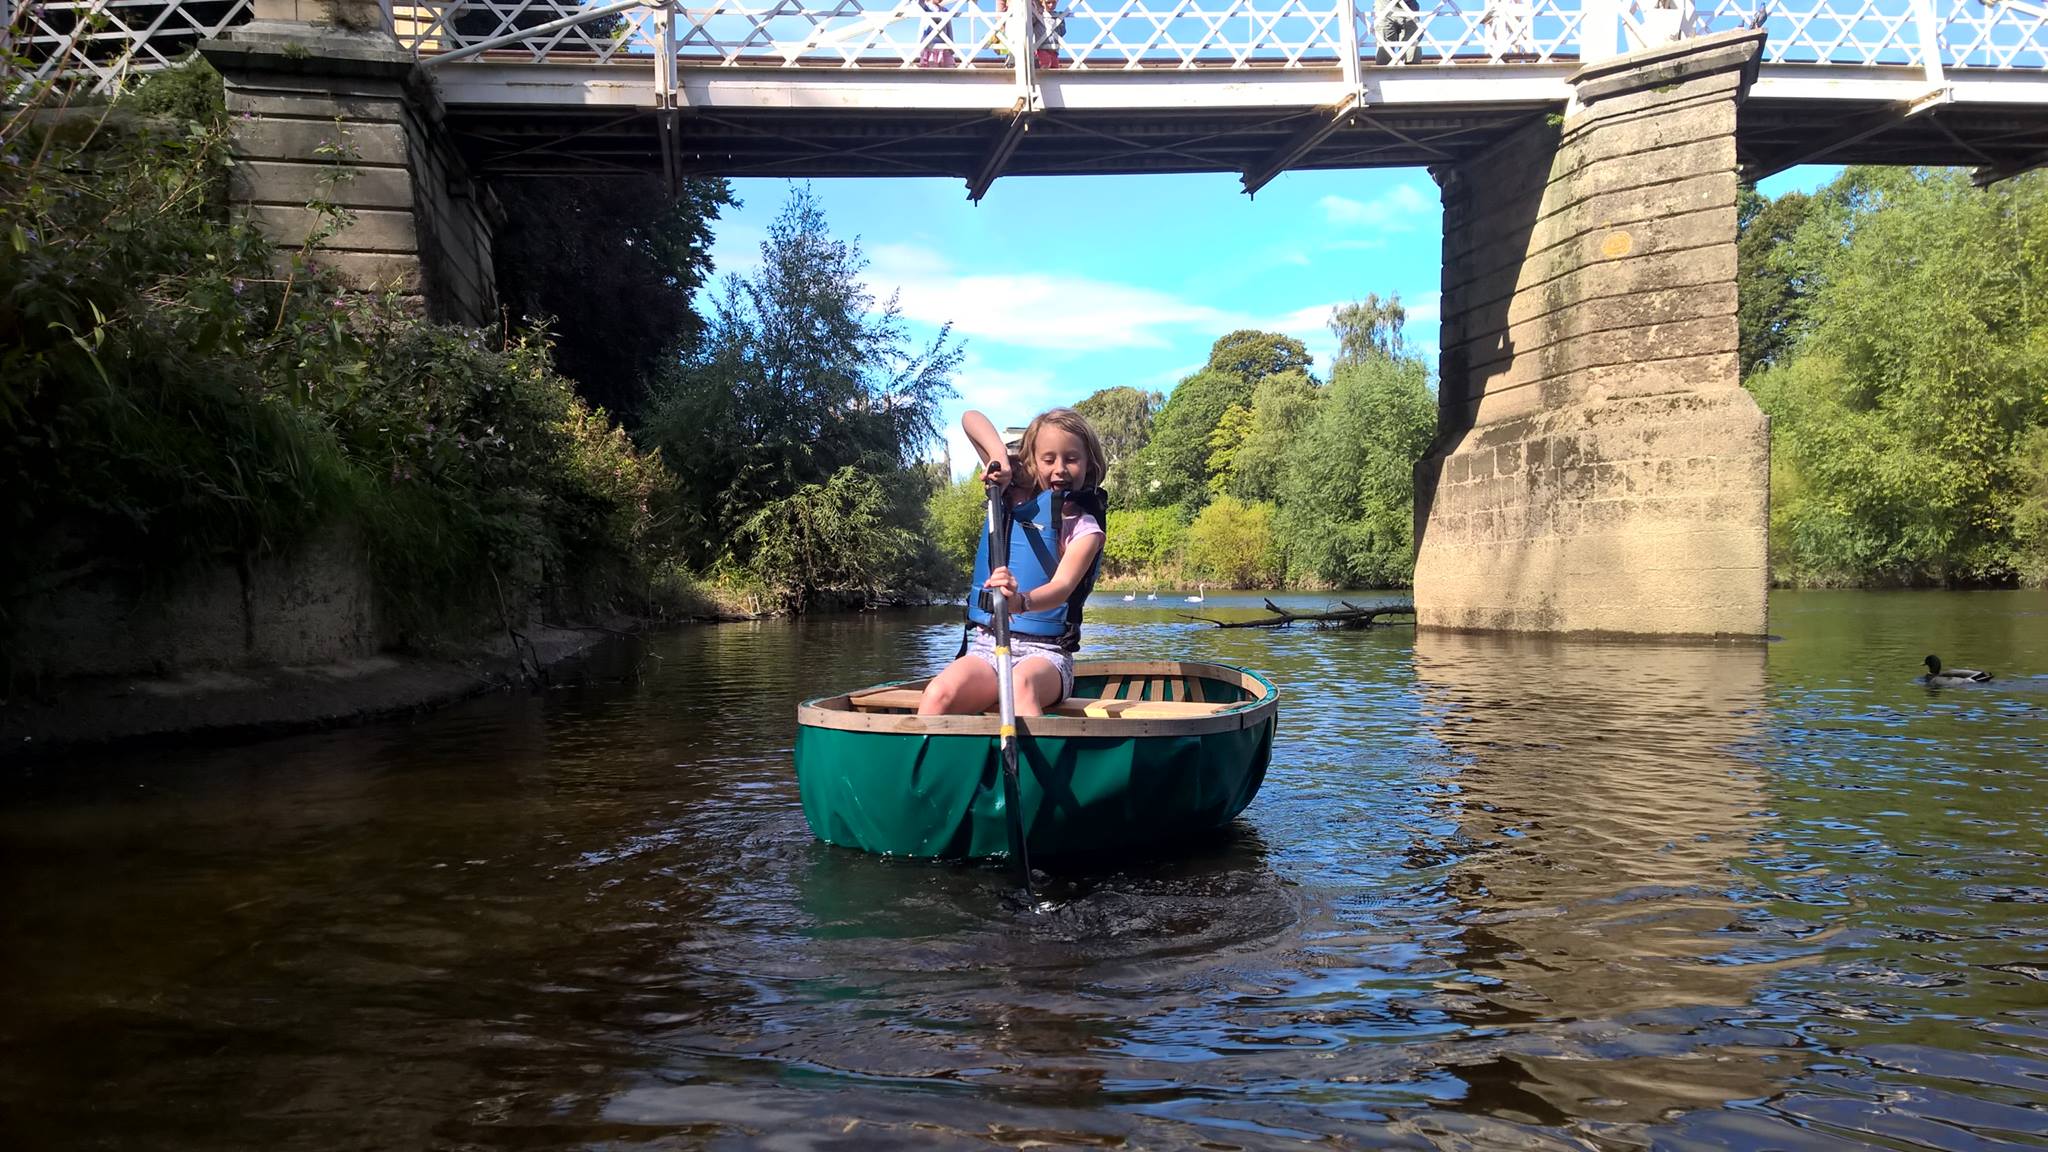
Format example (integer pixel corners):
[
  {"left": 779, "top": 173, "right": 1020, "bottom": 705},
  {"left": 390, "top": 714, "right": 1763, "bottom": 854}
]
[
  {"left": 739, "top": 467, "right": 916, "bottom": 612},
  {"left": 1743, "top": 168, "right": 2048, "bottom": 586},
  {"left": 3, "top": 70, "right": 341, "bottom": 589},
  {"left": 1186, "top": 497, "right": 1282, "bottom": 587},
  {"left": 3, "top": 58, "right": 672, "bottom": 649},
  {"left": 324, "top": 319, "right": 674, "bottom": 627},
  {"left": 1100, "top": 504, "right": 1189, "bottom": 580}
]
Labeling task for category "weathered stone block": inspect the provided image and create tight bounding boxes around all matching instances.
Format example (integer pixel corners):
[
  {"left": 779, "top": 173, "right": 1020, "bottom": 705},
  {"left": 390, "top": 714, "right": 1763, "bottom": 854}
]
[
  {"left": 248, "top": 203, "right": 419, "bottom": 252},
  {"left": 226, "top": 86, "right": 407, "bottom": 123},
  {"left": 209, "top": 24, "right": 498, "bottom": 326},
  {"left": 232, "top": 158, "right": 416, "bottom": 211},
  {"left": 1569, "top": 28, "right": 1765, "bottom": 106},
  {"left": 1565, "top": 69, "right": 1746, "bottom": 134},
  {"left": 233, "top": 117, "right": 412, "bottom": 166}
]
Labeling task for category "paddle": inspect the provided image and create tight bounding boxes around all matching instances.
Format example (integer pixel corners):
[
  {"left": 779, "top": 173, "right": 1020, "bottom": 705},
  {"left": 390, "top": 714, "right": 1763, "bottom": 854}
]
[{"left": 985, "top": 480, "right": 1035, "bottom": 896}]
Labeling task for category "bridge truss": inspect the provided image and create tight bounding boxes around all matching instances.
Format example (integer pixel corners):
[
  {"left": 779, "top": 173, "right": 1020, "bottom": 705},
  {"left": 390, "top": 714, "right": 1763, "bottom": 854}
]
[{"left": 9, "top": 0, "right": 2048, "bottom": 192}]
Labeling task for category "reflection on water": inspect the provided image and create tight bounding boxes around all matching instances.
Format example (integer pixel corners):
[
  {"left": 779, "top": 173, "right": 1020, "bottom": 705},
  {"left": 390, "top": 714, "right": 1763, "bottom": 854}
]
[
  {"left": 1412, "top": 632, "right": 1799, "bottom": 1128},
  {"left": 3, "top": 591, "right": 2046, "bottom": 1150}
]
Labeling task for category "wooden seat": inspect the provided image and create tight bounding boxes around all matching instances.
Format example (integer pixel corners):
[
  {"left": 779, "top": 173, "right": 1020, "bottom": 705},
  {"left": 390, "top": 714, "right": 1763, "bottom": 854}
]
[{"left": 846, "top": 687, "right": 1235, "bottom": 719}]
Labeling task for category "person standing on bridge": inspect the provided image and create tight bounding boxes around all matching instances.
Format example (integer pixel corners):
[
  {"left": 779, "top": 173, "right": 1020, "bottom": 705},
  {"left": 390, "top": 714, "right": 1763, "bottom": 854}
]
[
  {"left": 1376, "top": 0, "right": 1421, "bottom": 64},
  {"left": 917, "top": 0, "right": 960, "bottom": 67},
  {"left": 995, "top": 0, "right": 1065, "bottom": 70},
  {"left": 919, "top": 408, "right": 1108, "bottom": 717}
]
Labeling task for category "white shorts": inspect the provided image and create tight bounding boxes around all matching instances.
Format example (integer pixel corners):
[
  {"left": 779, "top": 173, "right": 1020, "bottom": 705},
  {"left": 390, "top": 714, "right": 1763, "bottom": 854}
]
[{"left": 966, "top": 627, "right": 1074, "bottom": 701}]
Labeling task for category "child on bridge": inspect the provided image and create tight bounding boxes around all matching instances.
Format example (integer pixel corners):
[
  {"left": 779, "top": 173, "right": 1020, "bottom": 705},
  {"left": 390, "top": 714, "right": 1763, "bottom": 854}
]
[{"left": 919, "top": 408, "right": 1107, "bottom": 717}]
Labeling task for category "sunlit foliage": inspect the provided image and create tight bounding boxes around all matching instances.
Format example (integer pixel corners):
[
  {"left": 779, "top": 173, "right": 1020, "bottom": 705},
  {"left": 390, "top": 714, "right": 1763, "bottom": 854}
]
[
  {"left": 643, "top": 187, "right": 960, "bottom": 605},
  {"left": 1742, "top": 167, "right": 2048, "bottom": 586}
]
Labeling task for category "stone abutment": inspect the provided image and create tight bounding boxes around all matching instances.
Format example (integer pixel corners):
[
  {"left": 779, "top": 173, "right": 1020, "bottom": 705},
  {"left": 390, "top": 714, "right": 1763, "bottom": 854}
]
[
  {"left": 201, "top": 0, "right": 497, "bottom": 325},
  {"left": 1415, "top": 30, "right": 1771, "bottom": 638}
]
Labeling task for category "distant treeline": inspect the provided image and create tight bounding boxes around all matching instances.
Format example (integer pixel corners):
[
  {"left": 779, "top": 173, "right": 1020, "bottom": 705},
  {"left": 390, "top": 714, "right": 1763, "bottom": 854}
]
[{"left": 1739, "top": 168, "right": 2048, "bottom": 587}]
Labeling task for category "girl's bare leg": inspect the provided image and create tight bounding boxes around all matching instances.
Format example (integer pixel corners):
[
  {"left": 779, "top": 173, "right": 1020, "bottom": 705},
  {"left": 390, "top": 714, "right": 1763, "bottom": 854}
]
[
  {"left": 917, "top": 656, "right": 999, "bottom": 715},
  {"left": 1010, "top": 657, "right": 1065, "bottom": 717}
]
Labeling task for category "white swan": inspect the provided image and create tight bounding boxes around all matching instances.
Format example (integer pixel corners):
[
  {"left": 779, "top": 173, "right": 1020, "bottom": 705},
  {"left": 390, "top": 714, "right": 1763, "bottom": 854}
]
[
  {"left": 1186, "top": 583, "right": 1205, "bottom": 603},
  {"left": 1121, "top": 592, "right": 1136, "bottom": 602},
  {"left": 1145, "top": 592, "right": 1157, "bottom": 601}
]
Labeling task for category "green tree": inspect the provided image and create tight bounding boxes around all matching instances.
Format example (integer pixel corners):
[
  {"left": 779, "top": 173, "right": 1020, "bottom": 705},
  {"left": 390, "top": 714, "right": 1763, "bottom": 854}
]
[
  {"left": 1205, "top": 329, "right": 1314, "bottom": 385},
  {"left": 1276, "top": 353, "right": 1436, "bottom": 587},
  {"left": 1329, "top": 292, "right": 1409, "bottom": 368},
  {"left": 1123, "top": 368, "right": 1251, "bottom": 510},
  {"left": 1736, "top": 184, "right": 1818, "bottom": 379},
  {"left": 1205, "top": 402, "right": 1256, "bottom": 496},
  {"left": 1225, "top": 369, "right": 1321, "bottom": 502},
  {"left": 1747, "top": 167, "right": 2048, "bottom": 586},
  {"left": 493, "top": 176, "right": 732, "bottom": 423},
  {"left": 2016, "top": 426, "right": 2048, "bottom": 586},
  {"left": 1187, "top": 496, "right": 1283, "bottom": 587},
  {"left": 1072, "top": 384, "right": 1158, "bottom": 491},
  {"left": 642, "top": 186, "right": 959, "bottom": 572}
]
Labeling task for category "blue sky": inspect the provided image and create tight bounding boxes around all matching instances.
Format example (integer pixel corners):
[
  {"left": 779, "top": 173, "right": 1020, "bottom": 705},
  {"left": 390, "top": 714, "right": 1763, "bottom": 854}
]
[{"left": 704, "top": 165, "right": 1833, "bottom": 477}]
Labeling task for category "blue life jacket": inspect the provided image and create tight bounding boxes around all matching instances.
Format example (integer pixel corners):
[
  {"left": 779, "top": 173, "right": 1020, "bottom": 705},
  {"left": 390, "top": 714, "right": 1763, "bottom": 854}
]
[{"left": 965, "top": 486, "right": 1107, "bottom": 652}]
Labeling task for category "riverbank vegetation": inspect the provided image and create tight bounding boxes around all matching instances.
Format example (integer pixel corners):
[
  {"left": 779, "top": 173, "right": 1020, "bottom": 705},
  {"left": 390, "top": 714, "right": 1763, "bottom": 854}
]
[
  {"left": 1739, "top": 168, "right": 2048, "bottom": 588},
  {"left": 3, "top": 64, "right": 677, "bottom": 648},
  {"left": 2, "top": 59, "right": 959, "bottom": 676}
]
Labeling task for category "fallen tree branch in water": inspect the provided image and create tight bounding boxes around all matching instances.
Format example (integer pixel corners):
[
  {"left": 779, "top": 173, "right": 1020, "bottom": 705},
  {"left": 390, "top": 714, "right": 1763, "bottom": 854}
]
[{"left": 1179, "top": 600, "right": 1416, "bottom": 630}]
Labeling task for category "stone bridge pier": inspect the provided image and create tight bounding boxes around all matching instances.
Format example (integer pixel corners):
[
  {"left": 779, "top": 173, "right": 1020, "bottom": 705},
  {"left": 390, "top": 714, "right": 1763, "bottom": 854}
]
[
  {"left": 1416, "top": 30, "right": 1771, "bottom": 639},
  {"left": 201, "top": 0, "right": 497, "bottom": 324}
]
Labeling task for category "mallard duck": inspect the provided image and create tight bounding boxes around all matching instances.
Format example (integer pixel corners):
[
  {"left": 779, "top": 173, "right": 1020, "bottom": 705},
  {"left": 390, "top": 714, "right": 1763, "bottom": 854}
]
[{"left": 1923, "top": 655, "right": 1992, "bottom": 685}]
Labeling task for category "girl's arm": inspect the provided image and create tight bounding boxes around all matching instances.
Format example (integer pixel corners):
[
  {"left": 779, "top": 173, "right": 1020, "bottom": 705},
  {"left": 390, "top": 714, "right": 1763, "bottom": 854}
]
[
  {"left": 986, "top": 531, "right": 1105, "bottom": 614},
  {"left": 961, "top": 411, "right": 1012, "bottom": 486}
]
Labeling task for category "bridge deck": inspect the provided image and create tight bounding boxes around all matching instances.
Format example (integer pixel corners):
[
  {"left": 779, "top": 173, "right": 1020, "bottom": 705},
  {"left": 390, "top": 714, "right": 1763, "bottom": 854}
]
[
  {"left": 14, "top": 0, "right": 2048, "bottom": 187},
  {"left": 427, "top": 58, "right": 2048, "bottom": 186}
]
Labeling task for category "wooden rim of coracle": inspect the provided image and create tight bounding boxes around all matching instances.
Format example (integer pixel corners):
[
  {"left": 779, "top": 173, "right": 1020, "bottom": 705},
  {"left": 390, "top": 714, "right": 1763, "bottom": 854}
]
[{"left": 796, "top": 660, "right": 1279, "bottom": 737}]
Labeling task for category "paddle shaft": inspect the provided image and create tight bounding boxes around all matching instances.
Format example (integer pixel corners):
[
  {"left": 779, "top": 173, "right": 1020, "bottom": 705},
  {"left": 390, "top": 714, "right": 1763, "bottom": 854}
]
[{"left": 985, "top": 483, "right": 1033, "bottom": 894}]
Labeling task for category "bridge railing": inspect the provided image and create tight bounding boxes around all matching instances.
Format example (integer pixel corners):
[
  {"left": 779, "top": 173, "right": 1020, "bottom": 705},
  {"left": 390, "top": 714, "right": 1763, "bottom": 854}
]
[
  {"left": 382, "top": 0, "right": 2045, "bottom": 70},
  {"left": 7, "top": 0, "right": 2045, "bottom": 92}
]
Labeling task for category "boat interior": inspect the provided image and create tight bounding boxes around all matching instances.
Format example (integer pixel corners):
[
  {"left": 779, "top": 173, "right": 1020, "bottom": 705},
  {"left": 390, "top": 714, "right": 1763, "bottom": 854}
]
[{"left": 843, "top": 663, "right": 1260, "bottom": 720}]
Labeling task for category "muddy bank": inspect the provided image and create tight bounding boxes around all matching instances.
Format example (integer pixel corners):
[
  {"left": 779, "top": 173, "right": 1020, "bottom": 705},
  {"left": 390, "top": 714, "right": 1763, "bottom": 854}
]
[{"left": 0, "top": 626, "right": 644, "bottom": 763}]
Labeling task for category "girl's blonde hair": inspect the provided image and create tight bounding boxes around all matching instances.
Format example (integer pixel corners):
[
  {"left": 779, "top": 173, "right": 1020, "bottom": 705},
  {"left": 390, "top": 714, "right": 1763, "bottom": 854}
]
[{"left": 1019, "top": 407, "right": 1107, "bottom": 492}]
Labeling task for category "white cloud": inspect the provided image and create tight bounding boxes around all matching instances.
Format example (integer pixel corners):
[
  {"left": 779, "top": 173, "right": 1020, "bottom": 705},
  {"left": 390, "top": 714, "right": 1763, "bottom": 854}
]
[
  {"left": 951, "top": 355, "right": 1060, "bottom": 413},
  {"left": 1270, "top": 302, "right": 1337, "bottom": 334},
  {"left": 1405, "top": 290, "right": 1443, "bottom": 330},
  {"left": 865, "top": 244, "right": 1252, "bottom": 352},
  {"left": 1317, "top": 183, "right": 1438, "bottom": 232},
  {"left": 1135, "top": 361, "right": 1202, "bottom": 391}
]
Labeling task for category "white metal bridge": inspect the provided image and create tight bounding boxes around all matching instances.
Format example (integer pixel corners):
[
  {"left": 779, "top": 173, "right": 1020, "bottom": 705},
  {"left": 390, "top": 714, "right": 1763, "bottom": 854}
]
[{"left": 10, "top": 0, "right": 2048, "bottom": 193}]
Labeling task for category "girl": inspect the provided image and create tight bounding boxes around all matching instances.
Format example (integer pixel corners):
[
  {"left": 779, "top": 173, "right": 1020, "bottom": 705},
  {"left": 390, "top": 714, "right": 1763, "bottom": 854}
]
[{"left": 919, "top": 408, "right": 1107, "bottom": 717}]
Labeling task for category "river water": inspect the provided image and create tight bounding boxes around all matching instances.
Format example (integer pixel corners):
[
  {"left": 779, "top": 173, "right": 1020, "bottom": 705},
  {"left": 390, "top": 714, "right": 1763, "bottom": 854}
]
[{"left": 3, "top": 591, "right": 2046, "bottom": 1150}]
